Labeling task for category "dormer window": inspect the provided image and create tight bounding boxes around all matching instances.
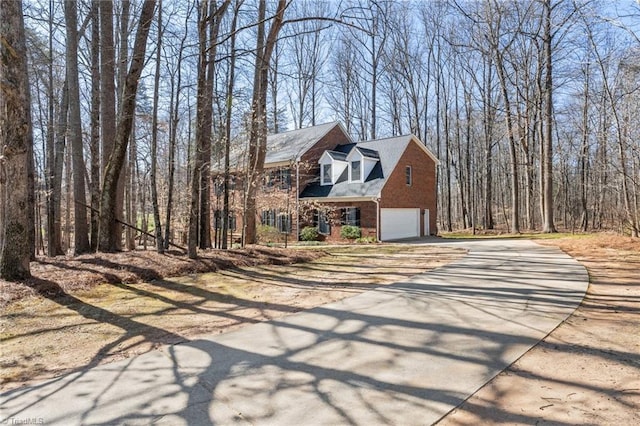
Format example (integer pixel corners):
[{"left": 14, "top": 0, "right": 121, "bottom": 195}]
[
  {"left": 322, "top": 163, "right": 332, "bottom": 185},
  {"left": 350, "top": 160, "right": 361, "bottom": 182}
]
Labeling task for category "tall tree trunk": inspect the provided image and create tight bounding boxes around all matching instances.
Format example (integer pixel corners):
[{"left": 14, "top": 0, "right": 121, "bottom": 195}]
[
  {"left": 495, "top": 51, "right": 520, "bottom": 234},
  {"left": 483, "top": 55, "right": 495, "bottom": 230},
  {"left": 125, "top": 119, "right": 137, "bottom": 250},
  {"left": 541, "top": 0, "right": 556, "bottom": 233},
  {"left": 0, "top": 0, "right": 33, "bottom": 279},
  {"left": 89, "top": 0, "right": 101, "bottom": 251},
  {"left": 99, "top": 0, "right": 121, "bottom": 250},
  {"left": 98, "top": 0, "right": 156, "bottom": 252},
  {"left": 45, "top": 0, "right": 64, "bottom": 256},
  {"left": 150, "top": 0, "right": 164, "bottom": 253},
  {"left": 188, "top": 1, "right": 211, "bottom": 258},
  {"left": 188, "top": 0, "right": 230, "bottom": 257},
  {"left": 222, "top": 0, "right": 241, "bottom": 249},
  {"left": 164, "top": 7, "right": 190, "bottom": 251},
  {"left": 116, "top": 0, "right": 130, "bottom": 249},
  {"left": 580, "top": 63, "right": 590, "bottom": 232},
  {"left": 245, "top": 0, "right": 287, "bottom": 245},
  {"left": 65, "top": 0, "right": 90, "bottom": 254},
  {"left": 54, "top": 81, "right": 68, "bottom": 253}
]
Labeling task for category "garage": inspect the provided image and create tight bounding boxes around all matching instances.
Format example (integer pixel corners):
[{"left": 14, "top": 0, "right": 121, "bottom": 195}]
[{"left": 380, "top": 208, "right": 420, "bottom": 241}]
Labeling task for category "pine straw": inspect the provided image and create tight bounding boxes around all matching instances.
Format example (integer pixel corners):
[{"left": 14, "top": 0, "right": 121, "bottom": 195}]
[{"left": 0, "top": 247, "right": 324, "bottom": 307}]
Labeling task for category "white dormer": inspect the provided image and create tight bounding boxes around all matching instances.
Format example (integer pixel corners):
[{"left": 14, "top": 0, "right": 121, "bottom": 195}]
[
  {"left": 319, "top": 151, "right": 348, "bottom": 185},
  {"left": 346, "top": 147, "right": 379, "bottom": 183}
]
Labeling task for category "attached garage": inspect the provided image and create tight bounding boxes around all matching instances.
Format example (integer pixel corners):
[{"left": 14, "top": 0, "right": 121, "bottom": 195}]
[{"left": 380, "top": 208, "right": 420, "bottom": 241}]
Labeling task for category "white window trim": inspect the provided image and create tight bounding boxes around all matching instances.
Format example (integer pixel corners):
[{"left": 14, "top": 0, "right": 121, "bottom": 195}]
[
  {"left": 321, "top": 163, "right": 332, "bottom": 186},
  {"left": 350, "top": 160, "right": 362, "bottom": 182},
  {"left": 406, "top": 165, "right": 412, "bottom": 186}
]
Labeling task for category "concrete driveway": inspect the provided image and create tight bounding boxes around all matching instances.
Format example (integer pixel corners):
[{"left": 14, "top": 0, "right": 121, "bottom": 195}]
[{"left": 0, "top": 239, "right": 588, "bottom": 425}]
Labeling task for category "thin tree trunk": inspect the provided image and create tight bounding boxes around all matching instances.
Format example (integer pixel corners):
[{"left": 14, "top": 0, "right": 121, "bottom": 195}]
[
  {"left": 495, "top": 50, "right": 520, "bottom": 234},
  {"left": 164, "top": 10, "right": 189, "bottom": 250},
  {"left": 541, "top": 0, "right": 556, "bottom": 233},
  {"left": 580, "top": 63, "right": 590, "bottom": 232},
  {"left": 45, "top": 0, "right": 64, "bottom": 256},
  {"left": 150, "top": 0, "right": 164, "bottom": 253},
  {"left": 89, "top": 0, "right": 101, "bottom": 251},
  {"left": 65, "top": 0, "right": 90, "bottom": 254},
  {"left": 222, "top": 0, "right": 241, "bottom": 249},
  {"left": 125, "top": 119, "right": 136, "bottom": 250}
]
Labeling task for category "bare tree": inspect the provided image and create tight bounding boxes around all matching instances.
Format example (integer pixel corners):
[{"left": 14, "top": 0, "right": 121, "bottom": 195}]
[
  {"left": 222, "top": 0, "right": 243, "bottom": 249},
  {"left": 99, "top": 0, "right": 121, "bottom": 250},
  {"left": 187, "top": 0, "right": 230, "bottom": 258},
  {"left": 244, "top": 0, "right": 289, "bottom": 245},
  {"left": 64, "top": 0, "right": 90, "bottom": 254},
  {"left": 98, "top": 0, "right": 157, "bottom": 252},
  {"left": 150, "top": 0, "right": 164, "bottom": 253}
]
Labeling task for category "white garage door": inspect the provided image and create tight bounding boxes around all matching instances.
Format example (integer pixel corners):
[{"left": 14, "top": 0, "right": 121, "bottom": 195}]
[{"left": 380, "top": 208, "right": 420, "bottom": 241}]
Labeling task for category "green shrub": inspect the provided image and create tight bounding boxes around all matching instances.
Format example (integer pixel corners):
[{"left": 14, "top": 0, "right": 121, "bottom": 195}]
[
  {"left": 300, "top": 226, "right": 319, "bottom": 241},
  {"left": 340, "top": 225, "right": 361, "bottom": 240},
  {"left": 257, "top": 225, "right": 282, "bottom": 244}
]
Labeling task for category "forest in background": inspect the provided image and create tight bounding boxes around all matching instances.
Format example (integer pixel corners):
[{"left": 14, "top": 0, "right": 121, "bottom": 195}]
[{"left": 2, "top": 0, "right": 640, "bottom": 277}]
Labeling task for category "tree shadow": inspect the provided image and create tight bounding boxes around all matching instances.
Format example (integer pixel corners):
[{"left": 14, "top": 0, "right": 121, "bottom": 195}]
[{"left": 2, "top": 240, "right": 636, "bottom": 425}]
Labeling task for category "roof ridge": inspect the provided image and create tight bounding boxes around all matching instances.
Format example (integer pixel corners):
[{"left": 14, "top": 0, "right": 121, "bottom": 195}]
[
  {"left": 267, "top": 121, "right": 340, "bottom": 138},
  {"left": 356, "top": 134, "right": 413, "bottom": 144}
]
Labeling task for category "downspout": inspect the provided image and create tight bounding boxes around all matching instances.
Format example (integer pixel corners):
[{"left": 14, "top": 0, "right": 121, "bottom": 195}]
[
  {"left": 296, "top": 161, "right": 300, "bottom": 241},
  {"left": 373, "top": 197, "right": 380, "bottom": 241}
]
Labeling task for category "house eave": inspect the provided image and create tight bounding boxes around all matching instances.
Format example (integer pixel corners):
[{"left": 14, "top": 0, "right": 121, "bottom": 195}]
[
  {"left": 300, "top": 196, "right": 378, "bottom": 203},
  {"left": 265, "top": 159, "right": 297, "bottom": 169}
]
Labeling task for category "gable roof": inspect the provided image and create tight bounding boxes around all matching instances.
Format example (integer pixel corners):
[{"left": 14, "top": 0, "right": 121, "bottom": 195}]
[
  {"left": 265, "top": 121, "right": 351, "bottom": 165},
  {"left": 323, "top": 150, "right": 348, "bottom": 162},
  {"left": 300, "top": 134, "right": 423, "bottom": 200}
]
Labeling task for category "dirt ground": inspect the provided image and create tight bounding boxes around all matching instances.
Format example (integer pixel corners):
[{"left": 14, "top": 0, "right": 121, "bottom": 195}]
[
  {"left": 0, "top": 243, "right": 464, "bottom": 392},
  {"left": 438, "top": 234, "right": 640, "bottom": 425}
]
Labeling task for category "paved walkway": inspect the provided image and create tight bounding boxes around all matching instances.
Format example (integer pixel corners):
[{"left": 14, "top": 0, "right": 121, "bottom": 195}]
[{"left": 0, "top": 239, "right": 588, "bottom": 425}]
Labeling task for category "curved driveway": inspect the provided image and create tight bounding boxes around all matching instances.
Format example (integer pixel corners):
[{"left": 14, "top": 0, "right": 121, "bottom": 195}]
[{"left": 0, "top": 239, "right": 588, "bottom": 425}]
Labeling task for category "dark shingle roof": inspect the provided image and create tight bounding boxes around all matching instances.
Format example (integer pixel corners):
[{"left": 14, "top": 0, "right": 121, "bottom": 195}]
[
  {"left": 325, "top": 150, "right": 348, "bottom": 161},
  {"left": 300, "top": 135, "right": 415, "bottom": 199}
]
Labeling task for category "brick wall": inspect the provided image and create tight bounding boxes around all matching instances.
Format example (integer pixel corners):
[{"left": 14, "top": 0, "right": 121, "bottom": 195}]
[
  {"left": 380, "top": 138, "right": 438, "bottom": 235},
  {"left": 210, "top": 124, "right": 353, "bottom": 244},
  {"left": 298, "top": 125, "right": 352, "bottom": 192},
  {"left": 299, "top": 200, "right": 378, "bottom": 242}
]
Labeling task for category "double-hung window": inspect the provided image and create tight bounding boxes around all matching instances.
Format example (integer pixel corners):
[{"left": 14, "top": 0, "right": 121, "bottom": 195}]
[
  {"left": 350, "top": 160, "right": 361, "bottom": 182},
  {"left": 322, "top": 164, "right": 332, "bottom": 185},
  {"left": 315, "top": 209, "right": 331, "bottom": 235},
  {"left": 341, "top": 207, "right": 360, "bottom": 226},
  {"left": 405, "top": 166, "right": 412, "bottom": 186}
]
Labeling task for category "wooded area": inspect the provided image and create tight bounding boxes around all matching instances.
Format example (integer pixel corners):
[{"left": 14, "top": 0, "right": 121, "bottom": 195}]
[{"left": 1, "top": 0, "right": 639, "bottom": 279}]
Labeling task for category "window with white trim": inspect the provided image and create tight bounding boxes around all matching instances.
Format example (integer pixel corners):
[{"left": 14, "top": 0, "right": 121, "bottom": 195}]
[
  {"left": 350, "top": 160, "right": 361, "bottom": 182},
  {"left": 322, "top": 163, "right": 332, "bottom": 185},
  {"left": 405, "top": 166, "right": 412, "bottom": 186}
]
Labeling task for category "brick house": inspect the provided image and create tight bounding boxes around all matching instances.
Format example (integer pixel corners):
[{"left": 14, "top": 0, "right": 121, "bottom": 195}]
[{"left": 211, "top": 122, "right": 438, "bottom": 243}]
